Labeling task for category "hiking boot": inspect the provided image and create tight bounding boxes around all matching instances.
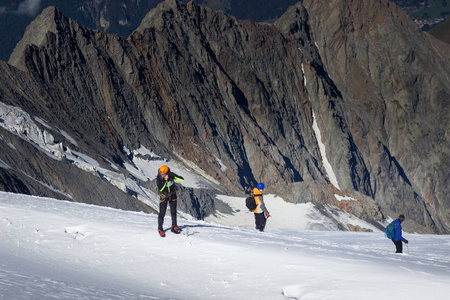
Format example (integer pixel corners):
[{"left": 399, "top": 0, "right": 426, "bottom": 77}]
[
  {"left": 158, "top": 230, "right": 166, "bottom": 237},
  {"left": 171, "top": 226, "right": 181, "bottom": 234}
]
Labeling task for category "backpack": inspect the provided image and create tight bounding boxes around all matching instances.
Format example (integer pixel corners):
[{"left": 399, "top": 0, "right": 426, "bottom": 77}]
[
  {"left": 245, "top": 196, "right": 257, "bottom": 211},
  {"left": 385, "top": 221, "right": 395, "bottom": 239}
]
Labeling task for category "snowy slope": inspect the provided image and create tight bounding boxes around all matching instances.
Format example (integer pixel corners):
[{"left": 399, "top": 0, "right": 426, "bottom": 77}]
[{"left": 1, "top": 191, "right": 449, "bottom": 300}]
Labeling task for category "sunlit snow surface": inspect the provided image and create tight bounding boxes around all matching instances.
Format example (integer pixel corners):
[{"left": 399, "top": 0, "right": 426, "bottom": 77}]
[{"left": 1, "top": 192, "right": 449, "bottom": 300}]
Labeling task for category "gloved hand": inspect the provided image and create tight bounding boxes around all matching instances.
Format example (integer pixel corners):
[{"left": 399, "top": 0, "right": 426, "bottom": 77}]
[
  {"left": 403, "top": 239, "right": 408, "bottom": 244},
  {"left": 266, "top": 212, "right": 271, "bottom": 218}
]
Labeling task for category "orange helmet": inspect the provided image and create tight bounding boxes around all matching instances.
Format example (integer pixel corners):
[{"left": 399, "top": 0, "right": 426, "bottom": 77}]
[{"left": 159, "top": 165, "right": 169, "bottom": 175}]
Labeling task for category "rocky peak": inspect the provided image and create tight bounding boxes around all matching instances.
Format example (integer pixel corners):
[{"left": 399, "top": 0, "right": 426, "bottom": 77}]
[
  {"left": 8, "top": 6, "right": 77, "bottom": 71},
  {"left": 135, "top": 0, "right": 228, "bottom": 38}
]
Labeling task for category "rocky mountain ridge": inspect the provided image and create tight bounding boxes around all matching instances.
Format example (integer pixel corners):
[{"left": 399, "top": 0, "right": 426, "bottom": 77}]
[
  {"left": 1, "top": 1, "right": 448, "bottom": 65},
  {"left": 0, "top": 0, "right": 448, "bottom": 233}
]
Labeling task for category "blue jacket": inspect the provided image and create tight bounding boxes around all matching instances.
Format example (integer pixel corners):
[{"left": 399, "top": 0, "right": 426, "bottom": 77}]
[{"left": 393, "top": 219, "right": 404, "bottom": 241}]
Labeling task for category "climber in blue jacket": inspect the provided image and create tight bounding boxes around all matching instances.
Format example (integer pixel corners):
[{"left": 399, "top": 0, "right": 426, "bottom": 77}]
[{"left": 392, "top": 214, "right": 409, "bottom": 253}]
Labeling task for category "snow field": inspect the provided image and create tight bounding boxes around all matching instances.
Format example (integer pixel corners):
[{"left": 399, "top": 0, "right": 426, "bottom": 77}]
[{"left": 1, "top": 192, "right": 450, "bottom": 300}]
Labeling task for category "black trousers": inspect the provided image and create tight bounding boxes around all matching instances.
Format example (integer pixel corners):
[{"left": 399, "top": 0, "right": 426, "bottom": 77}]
[
  {"left": 392, "top": 240, "right": 403, "bottom": 253},
  {"left": 254, "top": 213, "right": 267, "bottom": 231},
  {"left": 158, "top": 197, "right": 177, "bottom": 231}
]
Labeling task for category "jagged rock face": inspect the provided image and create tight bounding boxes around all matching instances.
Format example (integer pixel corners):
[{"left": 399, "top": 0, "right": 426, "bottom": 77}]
[
  {"left": 300, "top": 0, "right": 450, "bottom": 233},
  {"left": 1, "top": 0, "right": 448, "bottom": 233},
  {"left": 128, "top": 0, "right": 326, "bottom": 190},
  {"left": 0, "top": 61, "right": 155, "bottom": 213}
]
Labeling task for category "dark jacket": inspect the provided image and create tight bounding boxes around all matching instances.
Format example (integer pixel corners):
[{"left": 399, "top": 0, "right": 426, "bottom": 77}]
[
  {"left": 393, "top": 218, "right": 405, "bottom": 241},
  {"left": 156, "top": 171, "right": 184, "bottom": 196}
]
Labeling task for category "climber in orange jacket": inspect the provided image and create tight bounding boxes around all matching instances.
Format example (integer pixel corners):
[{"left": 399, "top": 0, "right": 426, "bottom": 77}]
[{"left": 250, "top": 183, "right": 270, "bottom": 231}]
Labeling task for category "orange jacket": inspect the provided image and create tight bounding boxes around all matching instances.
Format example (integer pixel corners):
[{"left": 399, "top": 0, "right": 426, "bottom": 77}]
[{"left": 252, "top": 187, "right": 268, "bottom": 214}]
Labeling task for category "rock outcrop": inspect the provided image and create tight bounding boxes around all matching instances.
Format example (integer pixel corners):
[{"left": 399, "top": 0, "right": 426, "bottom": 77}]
[{"left": 300, "top": 0, "right": 450, "bottom": 233}]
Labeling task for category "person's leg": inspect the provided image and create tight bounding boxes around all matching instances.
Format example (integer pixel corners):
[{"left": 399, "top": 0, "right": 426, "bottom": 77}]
[
  {"left": 158, "top": 199, "right": 168, "bottom": 231},
  {"left": 393, "top": 240, "right": 403, "bottom": 253},
  {"left": 255, "top": 213, "right": 265, "bottom": 231},
  {"left": 169, "top": 198, "right": 178, "bottom": 228},
  {"left": 261, "top": 215, "right": 267, "bottom": 231}
]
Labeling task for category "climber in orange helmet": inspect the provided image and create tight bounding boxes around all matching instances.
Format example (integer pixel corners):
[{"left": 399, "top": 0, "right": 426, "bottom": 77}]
[{"left": 156, "top": 165, "right": 185, "bottom": 237}]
